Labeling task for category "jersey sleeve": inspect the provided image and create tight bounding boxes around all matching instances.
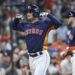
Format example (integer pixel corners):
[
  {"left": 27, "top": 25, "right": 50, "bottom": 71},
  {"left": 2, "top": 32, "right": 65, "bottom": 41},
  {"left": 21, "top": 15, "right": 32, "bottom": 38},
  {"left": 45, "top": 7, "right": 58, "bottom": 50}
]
[
  {"left": 12, "top": 18, "right": 24, "bottom": 31},
  {"left": 47, "top": 14, "right": 62, "bottom": 29},
  {"left": 71, "top": 27, "right": 75, "bottom": 36}
]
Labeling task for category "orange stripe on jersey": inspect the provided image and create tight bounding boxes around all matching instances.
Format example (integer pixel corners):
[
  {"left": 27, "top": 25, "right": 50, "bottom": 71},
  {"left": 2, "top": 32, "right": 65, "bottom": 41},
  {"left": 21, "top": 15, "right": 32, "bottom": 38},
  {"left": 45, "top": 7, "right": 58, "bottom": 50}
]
[
  {"left": 43, "top": 26, "right": 55, "bottom": 50},
  {"left": 69, "top": 46, "right": 75, "bottom": 52}
]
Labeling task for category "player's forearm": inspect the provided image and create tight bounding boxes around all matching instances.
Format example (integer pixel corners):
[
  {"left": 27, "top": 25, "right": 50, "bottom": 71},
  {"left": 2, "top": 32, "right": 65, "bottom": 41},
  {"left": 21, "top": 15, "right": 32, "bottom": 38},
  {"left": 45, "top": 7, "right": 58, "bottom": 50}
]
[{"left": 47, "top": 14, "right": 62, "bottom": 28}]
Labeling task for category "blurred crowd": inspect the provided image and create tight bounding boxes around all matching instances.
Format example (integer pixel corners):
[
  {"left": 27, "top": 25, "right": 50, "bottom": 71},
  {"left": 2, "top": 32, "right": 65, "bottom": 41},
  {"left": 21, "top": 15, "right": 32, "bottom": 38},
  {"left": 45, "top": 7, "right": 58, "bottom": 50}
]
[{"left": 0, "top": 0, "right": 75, "bottom": 75}]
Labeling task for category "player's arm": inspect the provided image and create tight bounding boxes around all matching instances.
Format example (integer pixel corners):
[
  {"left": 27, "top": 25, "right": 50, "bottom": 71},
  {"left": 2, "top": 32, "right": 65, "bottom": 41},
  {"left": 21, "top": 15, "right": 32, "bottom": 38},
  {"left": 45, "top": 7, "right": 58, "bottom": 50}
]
[
  {"left": 47, "top": 14, "right": 62, "bottom": 29},
  {"left": 12, "top": 14, "right": 24, "bottom": 31},
  {"left": 40, "top": 12, "right": 62, "bottom": 29}
]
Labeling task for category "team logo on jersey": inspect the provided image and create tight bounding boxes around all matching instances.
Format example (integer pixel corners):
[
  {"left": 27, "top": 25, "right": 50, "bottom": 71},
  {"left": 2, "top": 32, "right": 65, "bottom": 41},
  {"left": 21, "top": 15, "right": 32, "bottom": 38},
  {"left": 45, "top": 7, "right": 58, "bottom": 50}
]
[{"left": 24, "top": 28, "right": 43, "bottom": 36}]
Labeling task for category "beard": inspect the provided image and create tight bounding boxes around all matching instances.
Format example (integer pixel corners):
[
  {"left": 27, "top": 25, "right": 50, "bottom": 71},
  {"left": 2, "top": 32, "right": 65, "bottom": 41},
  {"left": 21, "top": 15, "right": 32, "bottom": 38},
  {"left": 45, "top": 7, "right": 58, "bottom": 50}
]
[
  {"left": 68, "top": 21, "right": 73, "bottom": 26},
  {"left": 67, "top": 21, "right": 73, "bottom": 29}
]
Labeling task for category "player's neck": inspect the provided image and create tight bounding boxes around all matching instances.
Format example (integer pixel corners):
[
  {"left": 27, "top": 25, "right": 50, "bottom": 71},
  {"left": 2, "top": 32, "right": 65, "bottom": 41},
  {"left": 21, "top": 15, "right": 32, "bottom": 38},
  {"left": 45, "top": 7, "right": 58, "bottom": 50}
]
[{"left": 30, "top": 18, "right": 38, "bottom": 24}]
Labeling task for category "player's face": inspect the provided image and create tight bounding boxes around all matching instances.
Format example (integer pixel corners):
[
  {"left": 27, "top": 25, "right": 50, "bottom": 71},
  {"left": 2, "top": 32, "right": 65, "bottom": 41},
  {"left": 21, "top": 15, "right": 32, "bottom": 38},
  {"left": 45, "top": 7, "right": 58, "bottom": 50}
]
[{"left": 26, "top": 11, "right": 34, "bottom": 20}]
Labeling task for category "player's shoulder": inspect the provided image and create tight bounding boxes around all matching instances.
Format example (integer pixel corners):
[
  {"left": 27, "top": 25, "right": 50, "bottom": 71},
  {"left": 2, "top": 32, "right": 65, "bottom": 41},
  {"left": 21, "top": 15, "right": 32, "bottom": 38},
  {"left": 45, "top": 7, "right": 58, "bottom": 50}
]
[
  {"left": 71, "top": 27, "right": 75, "bottom": 34},
  {"left": 72, "top": 27, "right": 75, "bottom": 30}
]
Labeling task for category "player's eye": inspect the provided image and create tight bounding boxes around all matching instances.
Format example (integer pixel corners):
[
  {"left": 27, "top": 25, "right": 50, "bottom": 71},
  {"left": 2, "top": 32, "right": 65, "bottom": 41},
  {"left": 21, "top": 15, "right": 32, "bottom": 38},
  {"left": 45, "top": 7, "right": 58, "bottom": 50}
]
[{"left": 26, "top": 10, "right": 33, "bottom": 13}]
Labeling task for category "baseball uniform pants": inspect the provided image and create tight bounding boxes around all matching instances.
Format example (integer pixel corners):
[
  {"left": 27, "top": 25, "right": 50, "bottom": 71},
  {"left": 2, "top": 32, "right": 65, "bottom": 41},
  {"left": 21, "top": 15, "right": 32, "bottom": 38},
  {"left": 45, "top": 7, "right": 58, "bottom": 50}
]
[{"left": 29, "top": 50, "right": 50, "bottom": 75}]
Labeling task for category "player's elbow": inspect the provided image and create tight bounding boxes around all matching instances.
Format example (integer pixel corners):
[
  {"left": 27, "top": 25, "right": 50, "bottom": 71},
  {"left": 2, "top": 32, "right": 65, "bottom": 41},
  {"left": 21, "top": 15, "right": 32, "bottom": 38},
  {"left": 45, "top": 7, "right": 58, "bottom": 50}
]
[{"left": 55, "top": 23, "right": 62, "bottom": 29}]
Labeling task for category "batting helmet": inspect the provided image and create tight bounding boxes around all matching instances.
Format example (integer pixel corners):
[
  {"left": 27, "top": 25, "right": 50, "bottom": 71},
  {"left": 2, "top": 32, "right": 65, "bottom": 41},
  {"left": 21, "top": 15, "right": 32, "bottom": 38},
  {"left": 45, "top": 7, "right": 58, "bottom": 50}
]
[
  {"left": 65, "top": 10, "right": 75, "bottom": 18},
  {"left": 25, "top": 5, "right": 40, "bottom": 17}
]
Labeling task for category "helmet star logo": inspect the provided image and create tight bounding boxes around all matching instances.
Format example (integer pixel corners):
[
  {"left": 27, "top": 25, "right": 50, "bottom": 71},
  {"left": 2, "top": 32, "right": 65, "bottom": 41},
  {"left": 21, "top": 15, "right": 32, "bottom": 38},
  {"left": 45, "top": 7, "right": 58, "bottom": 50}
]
[{"left": 69, "top": 12, "right": 73, "bottom": 16}]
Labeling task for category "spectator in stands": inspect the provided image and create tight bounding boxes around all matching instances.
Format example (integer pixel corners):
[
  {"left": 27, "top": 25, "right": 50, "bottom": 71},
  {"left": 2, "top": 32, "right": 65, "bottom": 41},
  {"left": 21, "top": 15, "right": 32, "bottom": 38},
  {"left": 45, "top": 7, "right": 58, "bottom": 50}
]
[
  {"left": 19, "top": 42, "right": 28, "bottom": 56},
  {"left": 0, "top": 42, "right": 11, "bottom": 54},
  {"left": 13, "top": 47, "right": 20, "bottom": 55},
  {"left": 0, "top": 53, "right": 6, "bottom": 75},
  {"left": 36, "top": 0, "right": 46, "bottom": 11},
  {"left": 56, "top": 25, "right": 69, "bottom": 43},
  {"left": 50, "top": 36, "right": 67, "bottom": 59},
  {"left": 47, "top": 30, "right": 56, "bottom": 45},
  {"left": 13, "top": 53, "right": 19, "bottom": 66},
  {"left": 13, "top": 53, "right": 22, "bottom": 75},
  {"left": 61, "top": 0, "right": 70, "bottom": 18},
  {"left": 2, "top": 52, "right": 12, "bottom": 75},
  {"left": 16, "top": 58, "right": 28, "bottom": 75},
  {"left": 44, "top": 0, "right": 56, "bottom": 14},
  {"left": 48, "top": 56, "right": 60, "bottom": 75},
  {"left": 52, "top": 52, "right": 61, "bottom": 68}
]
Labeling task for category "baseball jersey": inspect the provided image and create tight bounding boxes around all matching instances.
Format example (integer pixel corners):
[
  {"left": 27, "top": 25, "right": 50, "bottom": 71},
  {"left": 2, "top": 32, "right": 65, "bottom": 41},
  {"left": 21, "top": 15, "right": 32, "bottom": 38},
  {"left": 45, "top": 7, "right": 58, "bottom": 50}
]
[
  {"left": 69, "top": 27, "right": 75, "bottom": 46},
  {"left": 69, "top": 27, "right": 75, "bottom": 52},
  {"left": 12, "top": 14, "right": 62, "bottom": 53}
]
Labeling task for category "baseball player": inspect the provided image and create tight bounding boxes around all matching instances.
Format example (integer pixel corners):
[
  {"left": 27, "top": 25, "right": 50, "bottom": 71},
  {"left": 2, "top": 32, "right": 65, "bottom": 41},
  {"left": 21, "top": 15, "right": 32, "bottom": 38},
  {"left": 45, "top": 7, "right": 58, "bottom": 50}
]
[
  {"left": 66, "top": 11, "right": 75, "bottom": 52},
  {"left": 12, "top": 5, "right": 62, "bottom": 75},
  {"left": 62, "top": 10, "right": 75, "bottom": 75},
  {"left": 62, "top": 11, "right": 75, "bottom": 58}
]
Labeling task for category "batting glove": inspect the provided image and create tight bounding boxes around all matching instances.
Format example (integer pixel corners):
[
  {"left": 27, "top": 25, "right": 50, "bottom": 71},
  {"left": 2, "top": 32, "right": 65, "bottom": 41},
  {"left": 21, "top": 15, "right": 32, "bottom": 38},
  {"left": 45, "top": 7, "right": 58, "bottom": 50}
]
[
  {"left": 40, "top": 12, "right": 48, "bottom": 17},
  {"left": 16, "top": 14, "right": 24, "bottom": 19}
]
